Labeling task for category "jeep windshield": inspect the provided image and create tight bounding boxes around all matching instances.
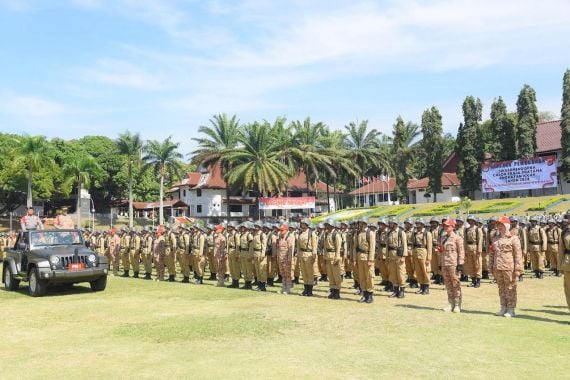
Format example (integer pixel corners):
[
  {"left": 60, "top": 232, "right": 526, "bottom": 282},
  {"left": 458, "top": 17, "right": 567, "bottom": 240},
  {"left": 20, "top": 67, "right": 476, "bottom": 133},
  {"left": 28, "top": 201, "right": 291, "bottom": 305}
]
[{"left": 30, "top": 231, "right": 84, "bottom": 247}]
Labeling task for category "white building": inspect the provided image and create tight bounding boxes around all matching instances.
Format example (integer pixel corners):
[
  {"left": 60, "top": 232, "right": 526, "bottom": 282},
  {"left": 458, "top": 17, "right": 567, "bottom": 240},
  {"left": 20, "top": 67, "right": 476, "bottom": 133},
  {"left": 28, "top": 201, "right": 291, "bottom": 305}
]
[{"left": 408, "top": 173, "right": 462, "bottom": 204}]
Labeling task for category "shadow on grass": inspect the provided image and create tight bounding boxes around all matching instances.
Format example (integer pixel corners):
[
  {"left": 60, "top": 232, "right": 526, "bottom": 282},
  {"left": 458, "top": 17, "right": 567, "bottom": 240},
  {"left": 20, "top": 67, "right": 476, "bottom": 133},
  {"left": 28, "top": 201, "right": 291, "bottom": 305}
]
[
  {"left": 3, "top": 283, "right": 94, "bottom": 298},
  {"left": 543, "top": 305, "right": 569, "bottom": 309},
  {"left": 520, "top": 308, "right": 570, "bottom": 317},
  {"left": 514, "top": 314, "right": 569, "bottom": 325},
  {"left": 395, "top": 304, "right": 497, "bottom": 316}
]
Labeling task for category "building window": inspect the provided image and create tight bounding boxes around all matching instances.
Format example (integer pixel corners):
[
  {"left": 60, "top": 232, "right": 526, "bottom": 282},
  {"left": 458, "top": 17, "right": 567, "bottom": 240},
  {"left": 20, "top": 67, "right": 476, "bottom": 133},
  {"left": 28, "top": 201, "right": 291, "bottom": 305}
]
[
  {"left": 183, "top": 189, "right": 186, "bottom": 197},
  {"left": 229, "top": 205, "right": 242, "bottom": 213},
  {"left": 197, "top": 205, "right": 202, "bottom": 214},
  {"left": 197, "top": 189, "right": 202, "bottom": 197}
]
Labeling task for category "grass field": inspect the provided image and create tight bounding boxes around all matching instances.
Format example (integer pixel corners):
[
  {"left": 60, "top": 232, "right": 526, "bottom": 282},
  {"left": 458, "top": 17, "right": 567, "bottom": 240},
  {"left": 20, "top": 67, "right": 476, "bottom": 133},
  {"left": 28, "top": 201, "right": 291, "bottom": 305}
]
[{"left": 1, "top": 262, "right": 568, "bottom": 380}]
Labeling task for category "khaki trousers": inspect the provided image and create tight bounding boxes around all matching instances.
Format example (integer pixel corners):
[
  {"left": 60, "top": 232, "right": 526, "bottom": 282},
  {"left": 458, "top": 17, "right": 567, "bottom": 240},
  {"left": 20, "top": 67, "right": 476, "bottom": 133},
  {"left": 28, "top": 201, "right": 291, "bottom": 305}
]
[{"left": 299, "top": 251, "right": 315, "bottom": 284}]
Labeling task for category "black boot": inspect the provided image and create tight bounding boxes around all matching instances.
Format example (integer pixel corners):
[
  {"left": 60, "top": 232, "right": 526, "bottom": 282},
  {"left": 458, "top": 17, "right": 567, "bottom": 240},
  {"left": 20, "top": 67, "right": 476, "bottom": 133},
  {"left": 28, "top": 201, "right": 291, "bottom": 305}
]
[
  {"left": 307, "top": 285, "right": 314, "bottom": 297},
  {"left": 410, "top": 279, "right": 419, "bottom": 289},
  {"left": 167, "top": 275, "right": 176, "bottom": 282},
  {"left": 256, "top": 282, "right": 266, "bottom": 292},
  {"left": 379, "top": 279, "right": 387, "bottom": 286},
  {"left": 415, "top": 284, "right": 424, "bottom": 294},
  {"left": 437, "top": 274, "right": 444, "bottom": 285},
  {"left": 389, "top": 286, "right": 399, "bottom": 298},
  {"left": 398, "top": 287, "right": 405, "bottom": 299},
  {"left": 267, "top": 277, "right": 274, "bottom": 287},
  {"left": 353, "top": 280, "right": 360, "bottom": 289},
  {"left": 313, "top": 276, "right": 318, "bottom": 286},
  {"left": 133, "top": 272, "right": 139, "bottom": 279},
  {"left": 366, "top": 292, "right": 374, "bottom": 304},
  {"left": 556, "top": 270, "right": 562, "bottom": 277},
  {"left": 474, "top": 278, "right": 481, "bottom": 288},
  {"left": 374, "top": 268, "right": 380, "bottom": 276},
  {"left": 240, "top": 280, "right": 252, "bottom": 289},
  {"left": 328, "top": 289, "right": 334, "bottom": 299},
  {"left": 358, "top": 291, "right": 368, "bottom": 303},
  {"left": 301, "top": 284, "right": 308, "bottom": 296},
  {"left": 422, "top": 284, "right": 430, "bottom": 295},
  {"left": 384, "top": 281, "right": 393, "bottom": 292},
  {"left": 538, "top": 271, "right": 544, "bottom": 279},
  {"left": 144, "top": 272, "right": 152, "bottom": 280},
  {"left": 253, "top": 277, "right": 259, "bottom": 287},
  {"left": 430, "top": 273, "right": 435, "bottom": 280},
  {"left": 482, "top": 270, "right": 489, "bottom": 279},
  {"left": 121, "top": 270, "right": 130, "bottom": 278},
  {"left": 181, "top": 276, "right": 190, "bottom": 283},
  {"left": 321, "top": 274, "right": 328, "bottom": 282},
  {"left": 333, "top": 288, "right": 341, "bottom": 300},
  {"left": 345, "top": 271, "right": 352, "bottom": 279},
  {"left": 275, "top": 275, "right": 283, "bottom": 283},
  {"left": 294, "top": 276, "right": 299, "bottom": 284},
  {"left": 460, "top": 274, "right": 468, "bottom": 282},
  {"left": 227, "top": 279, "right": 239, "bottom": 288}
]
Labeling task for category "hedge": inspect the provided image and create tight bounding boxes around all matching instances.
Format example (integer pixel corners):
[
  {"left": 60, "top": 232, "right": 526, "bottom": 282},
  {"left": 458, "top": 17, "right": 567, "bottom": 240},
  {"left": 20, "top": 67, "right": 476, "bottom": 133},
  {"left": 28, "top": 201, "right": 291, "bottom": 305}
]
[
  {"left": 526, "top": 197, "right": 567, "bottom": 211},
  {"left": 469, "top": 200, "right": 521, "bottom": 214}
]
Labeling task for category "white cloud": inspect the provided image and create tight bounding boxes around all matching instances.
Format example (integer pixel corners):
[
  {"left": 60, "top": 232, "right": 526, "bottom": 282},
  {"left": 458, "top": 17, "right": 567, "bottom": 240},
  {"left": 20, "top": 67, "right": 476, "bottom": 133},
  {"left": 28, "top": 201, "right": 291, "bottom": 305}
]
[
  {"left": 81, "top": 59, "right": 166, "bottom": 90},
  {"left": 0, "top": 94, "right": 67, "bottom": 117}
]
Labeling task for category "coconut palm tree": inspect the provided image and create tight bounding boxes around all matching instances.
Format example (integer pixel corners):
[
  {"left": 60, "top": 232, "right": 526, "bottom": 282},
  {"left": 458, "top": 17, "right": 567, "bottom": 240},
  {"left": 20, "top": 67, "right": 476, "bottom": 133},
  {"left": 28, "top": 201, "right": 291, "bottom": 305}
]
[
  {"left": 191, "top": 113, "right": 240, "bottom": 222},
  {"left": 62, "top": 153, "right": 105, "bottom": 228},
  {"left": 225, "top": 122, "right": 293, "bottom": 207},
  {"left": 13, "top": 135, "right": 54, "bottom": 208},
  {"left": 116, "top": 131, "right": 143, "bottom": 228},
  {"left": 142, "top": 137, "right": 183, "bottom": 226},
  {"left": 344, "top": 120, "right": 391, "bottom": 179}
]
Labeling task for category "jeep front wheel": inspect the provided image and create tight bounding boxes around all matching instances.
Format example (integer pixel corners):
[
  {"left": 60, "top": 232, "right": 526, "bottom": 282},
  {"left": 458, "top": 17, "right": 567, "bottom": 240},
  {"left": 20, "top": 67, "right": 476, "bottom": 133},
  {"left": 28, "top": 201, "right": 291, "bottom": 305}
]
[
  {"left": 3, "top": 264, "right": 20, "bottom": 291},
  {"left": 29, "top": 268, "right": 47, "bottom": 297},
  {"left": 90, "top": 276, "right": 107, "bottom": 292}
]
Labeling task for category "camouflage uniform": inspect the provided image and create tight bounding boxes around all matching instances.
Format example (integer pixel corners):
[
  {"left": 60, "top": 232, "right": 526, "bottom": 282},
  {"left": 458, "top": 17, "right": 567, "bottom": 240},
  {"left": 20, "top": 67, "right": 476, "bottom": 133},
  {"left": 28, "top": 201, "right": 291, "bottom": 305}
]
[
  {"left": 440, "top": 230, "right": 464, "bottom": 312},
  {"left": 153, "top": 233, "right": 166, "bottom": 281},
  {"left": 108, "top": 232, "right": 121, "bottom": 276},
  {"left": 277, "top": 227, "right": 296, "bottom": 294},
  {"left": 490, "top": 230, "right": 523, "bottom": 316}
]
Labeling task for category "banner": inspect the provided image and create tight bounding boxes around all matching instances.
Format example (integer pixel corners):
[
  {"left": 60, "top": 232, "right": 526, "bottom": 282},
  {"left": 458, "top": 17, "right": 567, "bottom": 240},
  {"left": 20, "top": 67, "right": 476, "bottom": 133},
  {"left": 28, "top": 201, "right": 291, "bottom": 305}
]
[
  {"left": 258, "top": 196, "right": 315, "bottom": 210},
  {"left": 481, "top": 156, "right": 558, "bottom": 193}
]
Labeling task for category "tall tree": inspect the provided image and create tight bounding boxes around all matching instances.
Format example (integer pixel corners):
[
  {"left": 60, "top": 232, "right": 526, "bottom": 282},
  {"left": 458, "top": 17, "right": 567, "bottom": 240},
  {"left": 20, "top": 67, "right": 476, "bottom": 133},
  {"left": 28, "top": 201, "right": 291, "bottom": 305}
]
[
  {"left": 62, "top": 153, "right": 105, "bottom": 228},
  {"left": 391, "top": 117, "right": 420, "bottom": 202},
  {"left": 516, "top": 84, "right": 539, "bottom": 159},
  {"left": 191, "top": 113, "right": 240, "bottom": 222},
  {"left": 143, "top": 137, "right": 184, "bottom": 226},
  {"left": 116, "top": 131, "right": 143, "bottom": 228},
  {"left": 226, "top": 122, "right": 292, "bottom": 199},
  {"left": 561, "top": 69, "right": 570, "bottom": 176},
  {"left": 457, "top": 96, "right": 483, "bottom": 198},
  {"left": 489, "top": 97, "right": 517, "bottom": 161},
  {"left": 421, "top": 107, "right": 444, "bottom": 202},
  {"left": 13, "top": 135, "right": 55, "bottom": 208},
  {"left": 344, "top": 120, "right": 391, "bottom": 182}
]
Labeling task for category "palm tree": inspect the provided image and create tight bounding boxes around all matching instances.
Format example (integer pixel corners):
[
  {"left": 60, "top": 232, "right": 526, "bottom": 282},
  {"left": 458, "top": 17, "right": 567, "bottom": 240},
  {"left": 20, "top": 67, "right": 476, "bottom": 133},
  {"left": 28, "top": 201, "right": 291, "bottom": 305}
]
[
  {"left": 225, "top": 122, "right": 293, "bottom": 216},
  {"left": 191, "top": 113, "right": 240, "bottom": 222},
  {"left": 143, "top": 137, "right": 183, "bottom": 226},
  {"left": 116, "top": 131, "right": 143, "bottom": 228},
  {"left": 13, "top": 135, "right": 54, "bottom": 208},
  {"left": 392, "top": 118, "right": 422, "bottom": 201},
  {"left": 344, "top": 120, "right": 392, "bottom": 181},
  {"left": 62, "top": 153, "right": 105, "bottom": 228}
]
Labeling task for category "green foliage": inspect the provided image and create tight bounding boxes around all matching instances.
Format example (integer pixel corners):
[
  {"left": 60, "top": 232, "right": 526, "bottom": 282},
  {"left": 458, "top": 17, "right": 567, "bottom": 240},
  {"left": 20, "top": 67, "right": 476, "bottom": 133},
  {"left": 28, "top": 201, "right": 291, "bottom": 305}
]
[
  {"left": 489, "top": 97, "right": 517, "bottom": 161},
  {"left": 456, "top": 96, "right": 483, "bottom": 197},
  {"left": 392, "top": 117, "right": 420, "bottom": 201},
  {"left": 344, "top": 120, "right": 391, "bottom": 178},
  {"left": 516, "top": 84, "right": 539, "bottom": 159},
  {"left": 469, "top": 200, "right": 521, "bottom": 214},
  {"left": 459, "top": 197, "right": 472, "bottom": 213},
  {"left": 561, "top": 69, "right": 570, "bottom": 175},
  {"left": 370, "top": 205, "right": 415, "bottom": 217},
  {"left": 421, "top": 107, "right": 444, "bottom": 201},
  {"left": 526, "top": 197, "right": 567, "bottom": 211}
]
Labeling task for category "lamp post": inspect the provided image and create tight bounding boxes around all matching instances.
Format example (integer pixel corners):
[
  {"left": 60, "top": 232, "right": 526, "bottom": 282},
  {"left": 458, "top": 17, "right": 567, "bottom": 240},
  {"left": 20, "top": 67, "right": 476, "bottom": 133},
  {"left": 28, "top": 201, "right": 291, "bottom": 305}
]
[{"left": 89, "top": 197, "right": 96, "bottom": 231}]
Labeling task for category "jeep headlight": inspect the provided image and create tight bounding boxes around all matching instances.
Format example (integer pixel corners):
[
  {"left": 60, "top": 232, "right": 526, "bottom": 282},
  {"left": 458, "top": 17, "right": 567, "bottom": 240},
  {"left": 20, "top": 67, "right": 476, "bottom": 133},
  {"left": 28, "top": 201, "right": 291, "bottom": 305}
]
[
  {"left": 88, "top": 254, "right": 97, "bottom": 263},
  {"left": 49, "top": 256, "right": 60, "bottom": 265}
]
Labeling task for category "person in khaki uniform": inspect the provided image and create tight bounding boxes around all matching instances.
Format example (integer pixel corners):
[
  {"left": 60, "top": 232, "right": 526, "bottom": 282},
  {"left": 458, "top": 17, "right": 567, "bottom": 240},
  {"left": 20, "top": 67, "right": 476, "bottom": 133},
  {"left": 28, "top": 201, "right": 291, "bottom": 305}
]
[
  {"left": 353, "top": 218, "right": 376, "bottom": 304},
  {"left": 316, "top": 224, "right": 328, "bottom": 283},
  {"left": 226, "top": 222, "right": 240, "bottom": 288},
  {"left": 510, "top": 217, "right": 527, "bottom": 281},
  {"left": 527, "top": 216, "right": 547, "bottom": 279},
  {"left": 545, "top": 219, "right": 562, "bottom": 277},
  {"left": 386, "top": 219, "right": 407, "bottom": 299},
  {"left": 412, "top": 219, "right": 432, "bottom": 295},
  {"left": 213, "top": 224, "right": 228, "bottom": 287},
  {"left": 191, "top": 226, "right": 206, "bottom": 284},
  {"left": 430, "top": 218, "right": 443, "bottom": 285},
  {"left": 128, "top": 228, "right": 141, "bottom": 278},
  {"left": 490, "top": 216, "right": 523, "bottom": 318},
  {"left": 484, "top": 217, "right": 499, "bottom": 279},
  {"left": 250, "top": 222, "right": 268, "bottom": 291},
  {"left": 204, "top": 225, "right": 217, "bottom": 280},
  {"left": 0, "top": 233, "right": 6, "bottom": 260},
  {"left": 297, "top": 219, "right": 318, "bottom": 297},
  {"left": 239, "top": 223, "right": 254, "bottom": 289},
  {"left": 119, "top": 228, "right": 131, "bottom": 277},
  {"left": 464, "top": 216, "right": 483, "bottom": 288},
  {"left": 153, "top": 228, "right": 166, "bottom": 281},
  {"left": 178, "top": 226, "right": 192, "bottom": 283},
  {"left": 377, "top": 219, "right": 390, "bottom": 290},
  {"left": 164, "top": 227, "right": 177, "bottom": 282},
  {"left": 340, "top": 222, "right": 352, "bottom": 279},
  {"left": 141, "top": 227, "right": 154, "bottom": 280},
  {"left": 557, "top": 216, "right": 570, "bottom": 312},
  {"left": 263, "top": 224, "right": 278, "bottom": 287},
  {"left": 403, "top": 219, "right": 417, "bottom": 289},
  {"left": 323, "top": 221, "right": 342, "bottom": 299},
  {"left": 440, "top": 219, "right": 465, "bottom": 313}
]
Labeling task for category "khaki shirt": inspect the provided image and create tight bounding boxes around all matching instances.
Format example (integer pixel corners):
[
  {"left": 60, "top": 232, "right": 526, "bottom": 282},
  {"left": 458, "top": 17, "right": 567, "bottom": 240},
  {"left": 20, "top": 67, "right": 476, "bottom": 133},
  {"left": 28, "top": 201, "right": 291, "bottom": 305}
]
[
  {"left": 250, "top": 231, "right": 267, "bottom": 256},
  {"left": 527, "top": 225, "right": 547, "bottom": 251},
  {"left": 412, "top": 227, "right": 433, "bottom": 260},
  {"left": 557, "top": 228, "right": 570, "bottom": 271},
  {"left": 386, "top": 228, "right": 407, "bottom": 260},
  {"left": 354, "top": 228, "right": 376, "bottom": 261},
  {"left": 323, "top": 230, "right": 342, "bottom": 261},
  {"left": 192, "top": 233, "right": 205, "bottom": 256},
  {"left": 464, "top": 225, "right": 483, "bottom": 253},
  {"left": 297, "top": 229, "right": 317, "bottom": 257}
]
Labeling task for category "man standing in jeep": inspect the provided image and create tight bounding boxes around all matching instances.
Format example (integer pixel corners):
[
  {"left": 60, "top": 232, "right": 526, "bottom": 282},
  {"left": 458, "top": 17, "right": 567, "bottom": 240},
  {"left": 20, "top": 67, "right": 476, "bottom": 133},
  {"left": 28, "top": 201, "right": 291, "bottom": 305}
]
[{"left": 20, "top": 207, "right": 43, "bottom": 231}]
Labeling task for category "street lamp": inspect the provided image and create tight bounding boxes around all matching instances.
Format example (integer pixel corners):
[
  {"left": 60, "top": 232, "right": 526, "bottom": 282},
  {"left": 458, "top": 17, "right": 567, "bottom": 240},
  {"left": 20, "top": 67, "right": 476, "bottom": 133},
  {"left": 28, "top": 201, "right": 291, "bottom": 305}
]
[{"left": 89, "top": 197, "right": 95, "bottom": 231}]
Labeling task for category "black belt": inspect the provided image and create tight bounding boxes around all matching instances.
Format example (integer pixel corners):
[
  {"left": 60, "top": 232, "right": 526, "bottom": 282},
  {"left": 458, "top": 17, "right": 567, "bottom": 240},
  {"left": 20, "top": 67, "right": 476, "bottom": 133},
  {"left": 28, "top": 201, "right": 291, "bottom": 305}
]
[
  {"left": 380, "top": 244, "right": 387, "bottom": 247},
  {"left": 301, "top": 250, "right": 312, "bottom": 253},
  {"left": 467, "top": 241, "right": 475, "bottom": 244},
  {"left": 326, "top": 250, "right": 335, "bottom": 253},
  {"left": 388, "top": 246, "right": 397, "bottom": 249},
  {"left": 357, "top": 249, "right": 368, "bottom": 253},
  {"left": 565, "top": 250, "right": 570, "bottom": 255},
  {"left": 548, "top": 240, "right": 558, "bottom": 244},
  {"left": 414, "top": 245, "right": 425, "bottom": 248},
  {"left": 529, "top": 241, "right": 541, "bottom": 244}
]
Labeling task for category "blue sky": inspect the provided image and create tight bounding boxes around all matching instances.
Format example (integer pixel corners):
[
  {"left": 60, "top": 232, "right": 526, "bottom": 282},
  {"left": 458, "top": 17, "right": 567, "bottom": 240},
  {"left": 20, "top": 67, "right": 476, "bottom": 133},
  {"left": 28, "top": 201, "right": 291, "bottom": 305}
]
[{"left": 1, "top": 0, "right": 569, "bottom": 155}]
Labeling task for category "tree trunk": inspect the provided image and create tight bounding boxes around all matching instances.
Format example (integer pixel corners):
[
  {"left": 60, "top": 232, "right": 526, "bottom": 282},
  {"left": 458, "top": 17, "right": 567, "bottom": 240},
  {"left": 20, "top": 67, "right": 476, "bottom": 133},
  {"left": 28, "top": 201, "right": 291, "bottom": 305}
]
[
  {"left": 159, "top": 168, "right": 164, "bottom": 226},
  {"left": 226, "top": 186, "right": 231, "bottom": 223},
  {"left": 76, "top": 179, "right": 82, "bottom": 228},
  {"left": 434, "top": 192, "right": 437, "bottom": 203},
  {"left": 128, "top": 161, "right": 133, "bottom": 228},
  {"left": 27, "top": 166, "right": 33, "bottom": 208},
  {"left": 326, "top": 180, "right": 330, "bottom": 213}
]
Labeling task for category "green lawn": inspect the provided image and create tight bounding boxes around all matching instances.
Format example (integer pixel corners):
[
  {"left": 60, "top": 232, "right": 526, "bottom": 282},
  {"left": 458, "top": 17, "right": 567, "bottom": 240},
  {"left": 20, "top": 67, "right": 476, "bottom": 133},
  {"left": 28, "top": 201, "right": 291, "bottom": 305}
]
[{"left": 1, "top": 262, "right": 568, "bottom": 379}]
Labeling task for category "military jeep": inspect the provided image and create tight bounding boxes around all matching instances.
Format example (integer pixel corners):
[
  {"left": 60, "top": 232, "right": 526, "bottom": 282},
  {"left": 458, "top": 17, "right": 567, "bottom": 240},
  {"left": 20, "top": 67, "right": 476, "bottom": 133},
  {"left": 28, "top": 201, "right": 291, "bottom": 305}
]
[{"left": 2, "top": 229, "right": 109, "bottom": 297}]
